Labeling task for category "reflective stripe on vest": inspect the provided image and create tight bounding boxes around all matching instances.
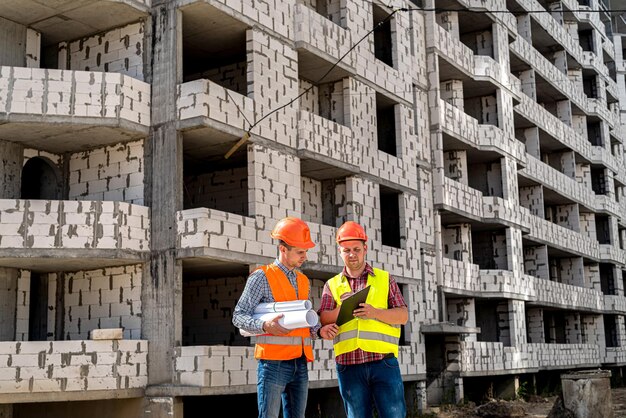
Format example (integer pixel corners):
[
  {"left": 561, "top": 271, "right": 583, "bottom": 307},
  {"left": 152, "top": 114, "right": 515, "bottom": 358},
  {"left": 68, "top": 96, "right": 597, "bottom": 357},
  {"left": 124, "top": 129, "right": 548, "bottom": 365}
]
[
  {"left": 328, "top": 268, "right": 400, "bottom": 357},
  {"left": 253, "top": 264, "right": 315, "bottom": 362},
  {"left": 255, "top": 336, "right": 312, "bottom": 345}
]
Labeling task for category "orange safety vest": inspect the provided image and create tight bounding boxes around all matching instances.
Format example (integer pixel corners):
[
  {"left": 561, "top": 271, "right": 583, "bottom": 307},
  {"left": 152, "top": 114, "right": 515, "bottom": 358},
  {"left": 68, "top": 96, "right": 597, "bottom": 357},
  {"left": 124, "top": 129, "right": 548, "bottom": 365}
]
[{"left": 254, "top": 264, "right": 314, "bottom": 362}]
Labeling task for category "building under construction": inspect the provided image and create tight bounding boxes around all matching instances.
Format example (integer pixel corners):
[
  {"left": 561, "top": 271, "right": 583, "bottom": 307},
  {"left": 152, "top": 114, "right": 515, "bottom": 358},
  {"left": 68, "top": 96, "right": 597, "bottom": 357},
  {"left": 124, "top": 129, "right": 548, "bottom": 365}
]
[{"left": 0, "top": 0, "right": 625, "bottom": 416}]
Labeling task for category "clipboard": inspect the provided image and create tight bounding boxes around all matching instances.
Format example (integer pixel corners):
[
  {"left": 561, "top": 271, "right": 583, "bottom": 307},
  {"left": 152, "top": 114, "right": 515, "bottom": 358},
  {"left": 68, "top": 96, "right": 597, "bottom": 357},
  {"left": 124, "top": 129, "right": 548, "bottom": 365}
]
[{"left": 336, "top": 286, "right": 371, "bottom": 326}]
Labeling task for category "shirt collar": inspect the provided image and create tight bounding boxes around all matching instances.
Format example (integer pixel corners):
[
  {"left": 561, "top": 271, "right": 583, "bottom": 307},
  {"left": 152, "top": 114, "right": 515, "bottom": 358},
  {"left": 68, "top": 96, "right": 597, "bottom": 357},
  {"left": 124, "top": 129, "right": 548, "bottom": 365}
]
[
  {"left": 342, "top": 263, "right": 374, "bottom": 280},
  {"left": 273, "top": 259, "right": 296, "bottom": 277}
]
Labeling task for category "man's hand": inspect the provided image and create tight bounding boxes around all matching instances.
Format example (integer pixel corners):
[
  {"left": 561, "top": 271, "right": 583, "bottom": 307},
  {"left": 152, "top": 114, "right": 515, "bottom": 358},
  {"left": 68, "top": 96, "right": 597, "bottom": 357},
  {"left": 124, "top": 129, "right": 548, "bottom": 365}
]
[
  {"left": 353, "top": 303, "right": 379, "bottom": 320},
  {"left": 263, "top": 314, "right": 289, "bottom": 335},
  {"left": 339, "top": 291, "right": 354, "bottom": 302},
  {"left": 319, "top": 324, "right": 339, "bottom": 340}
]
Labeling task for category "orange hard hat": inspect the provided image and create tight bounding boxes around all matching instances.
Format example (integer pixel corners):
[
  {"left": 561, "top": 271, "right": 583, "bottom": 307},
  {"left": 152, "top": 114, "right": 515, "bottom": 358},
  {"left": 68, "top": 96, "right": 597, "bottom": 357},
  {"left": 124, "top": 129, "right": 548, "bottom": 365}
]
[
  {"left": 270, "top": 217, "right": 315, "bottom": 249},
  {"left": 336, "top": 221, "right": 368, "bottom": 243}
]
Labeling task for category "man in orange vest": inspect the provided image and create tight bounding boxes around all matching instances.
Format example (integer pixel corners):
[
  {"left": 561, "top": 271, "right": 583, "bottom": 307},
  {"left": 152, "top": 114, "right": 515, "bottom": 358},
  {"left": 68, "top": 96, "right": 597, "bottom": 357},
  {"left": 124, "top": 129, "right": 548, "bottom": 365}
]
[{"left": 233, "top": 217, "right": 339, "bottom": 418}]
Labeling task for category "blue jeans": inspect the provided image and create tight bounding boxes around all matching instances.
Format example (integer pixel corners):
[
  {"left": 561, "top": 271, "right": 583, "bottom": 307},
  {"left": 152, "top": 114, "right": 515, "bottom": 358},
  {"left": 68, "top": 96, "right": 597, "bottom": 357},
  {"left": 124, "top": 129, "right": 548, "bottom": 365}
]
[
  {"left": 336, "top": 356, "right": 406, "bottom": 418},
  {"left": 257, "top": 356, "right": 309, "bottom": 418}
]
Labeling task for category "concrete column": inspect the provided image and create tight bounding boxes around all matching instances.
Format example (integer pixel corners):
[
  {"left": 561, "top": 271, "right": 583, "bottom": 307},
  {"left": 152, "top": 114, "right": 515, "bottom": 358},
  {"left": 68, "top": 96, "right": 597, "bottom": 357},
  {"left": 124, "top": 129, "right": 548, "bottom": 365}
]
[
  {"left": 526, "top": 308, "right": 545, "bottom": 343},
  {"left": 518, "top": 70, "right": 536, "bottom": 101},
  {"left": 142, "top": 1, "right": 184, "bottom": 392},
  {"left": 506, "top": 227, "right": 524, "bottom": 274},
  {"left": 507, "top": 300, "right": 527, "bottom": 346},
  {"left": 0, "top": 268, "right": 18, "bottom": 341},
  {"left": 143, "top": 397, "right": 183, "bottom": 418},
  {"left": 516, "top": 15, "right": 532, "bottom": 42},
  {"left": 561, "top": 151, "right": 576, "bottom": 179},
  {"left": 501, "top": 157, "right": 519, "bottom": 205},
  {"left": 0, "top": 140, "right": 23, "bottom": 199},
  {"left": 415, "top": 380, "right": 427, "bottom": 413}
]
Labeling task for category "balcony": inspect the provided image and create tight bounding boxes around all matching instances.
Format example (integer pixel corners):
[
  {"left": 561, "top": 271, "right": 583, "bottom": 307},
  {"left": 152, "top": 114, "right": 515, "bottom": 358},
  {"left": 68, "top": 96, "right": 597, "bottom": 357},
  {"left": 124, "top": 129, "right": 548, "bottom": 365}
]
[
  {"left": 0, "top": 199, "right": 150, "bottom": 271},
  {"left": 595, "top": 195, "right": 622, "bottom": 219},
  {"left": 587, "top": 98, "right": 616, "bottom": 127},
  {"left": 456, "top": 0, "right": 517, "bottom": 34},
  {"left": 177, "top": 79, "right": 254, "bottom": 139},
  {"left": 529, "top": 276, "right": 604, "bottom": 311},
  {"left": 294, "top": 3, "right": 354, "bottom": 73},
  {"left": 173, "top": 344, "right": 417, "bottom": 392},
  {"left": 591, "top": 146, "right": 620, "bottom": 174},
  {"left": 479, "top": 270, "right": 536, "bottom": 300},
  {"left": 176, "top": 208, "right": 267, "bottom": 263},
  {"left": 482, "top": 196, "right": 530, "bottom": 230},
  {"left": 437, "top": 177, "right": 483, "bottom": 220},
  {"left": 605, "top": 347, "right": 626, "bottom": 365},
  {"left": 604, "top": 295, "right": 626, "bottom": 314},
  {"left": 0, "top": 67, "right": 150, "bottom": 153},
  {"left": 441, "top": 257, "right": 481, "bottom": 294},
  {"left": 297, "top": 110, "right": 358, "bottom": 172},
  {"left": 599, "top": 244, "right": 626, "bottom": 265},
  {"left": 519, "top": 155, "right": 596, "bottom": 209},
  {"left": 0, "top": 1, "right": 150, "bottom": 47},
  {"left": 526, "top": 213, "right": 599, "bottom": 259},
  {"left": 514, "top": 95, "right": 594, "bottom": 162},
  {"left": 460, "top": 341, "right": 601, "bottom": 375},
  {"left": 437, "top": 100, "right": 524, "bottom": 163},
  {"left": 0, "top": 339, "right": 147, "bottom": 403},
  {"left": 510, "top": 37, "right": 587, "bottom": 111}
]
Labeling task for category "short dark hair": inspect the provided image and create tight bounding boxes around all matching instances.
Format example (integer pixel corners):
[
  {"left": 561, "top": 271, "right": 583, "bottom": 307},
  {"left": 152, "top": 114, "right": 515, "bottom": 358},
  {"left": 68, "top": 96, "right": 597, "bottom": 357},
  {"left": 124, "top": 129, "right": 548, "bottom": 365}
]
[{"left": 278, "top": 240, "right": 294, "bottom": 250}]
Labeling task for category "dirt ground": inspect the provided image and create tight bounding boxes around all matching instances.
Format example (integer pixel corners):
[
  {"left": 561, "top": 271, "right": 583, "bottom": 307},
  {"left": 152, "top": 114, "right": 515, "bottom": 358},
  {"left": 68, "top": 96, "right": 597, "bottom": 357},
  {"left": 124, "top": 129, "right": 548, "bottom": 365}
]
[{"left": 422, "top": 386, "right": 626, "bottom": 417}]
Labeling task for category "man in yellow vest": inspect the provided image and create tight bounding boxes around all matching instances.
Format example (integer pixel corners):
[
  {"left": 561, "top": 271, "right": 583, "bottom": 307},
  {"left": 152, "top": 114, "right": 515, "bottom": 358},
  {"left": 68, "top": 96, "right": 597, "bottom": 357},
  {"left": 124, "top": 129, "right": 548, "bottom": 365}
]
[
  {"left": 319, "top": 221, "right": 408, "bottom": 418},
  {"left": 233, "top": 217, "right": 339, "bottom": 418}
]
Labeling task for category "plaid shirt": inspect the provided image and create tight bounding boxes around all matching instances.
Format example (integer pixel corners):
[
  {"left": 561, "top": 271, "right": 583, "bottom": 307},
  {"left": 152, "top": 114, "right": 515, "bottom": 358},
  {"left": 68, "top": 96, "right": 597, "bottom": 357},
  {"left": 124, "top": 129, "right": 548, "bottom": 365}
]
[
  {"left": 318, "top": 263, "right": 406, "bottom": 365},
  {"left": 233, "top": 259, "right": 319, "bottom": 339}
]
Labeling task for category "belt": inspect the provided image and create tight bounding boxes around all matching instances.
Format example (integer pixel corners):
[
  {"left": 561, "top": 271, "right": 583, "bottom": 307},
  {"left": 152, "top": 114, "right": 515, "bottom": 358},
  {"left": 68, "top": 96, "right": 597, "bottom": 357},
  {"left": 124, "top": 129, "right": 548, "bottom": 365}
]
[{"left": 383, "top": 353, "right": 395, "bottom": 359}]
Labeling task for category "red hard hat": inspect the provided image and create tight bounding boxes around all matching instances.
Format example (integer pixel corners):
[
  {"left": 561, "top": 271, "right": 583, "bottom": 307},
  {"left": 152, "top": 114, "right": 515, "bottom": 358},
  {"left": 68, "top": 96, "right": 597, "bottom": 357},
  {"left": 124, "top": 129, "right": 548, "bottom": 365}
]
[
  {"left": 270, "top": 217, "right": 315, "bottom": 249},
  {"left": 336, "top": 221, "right": 368, "bottom": 244}
]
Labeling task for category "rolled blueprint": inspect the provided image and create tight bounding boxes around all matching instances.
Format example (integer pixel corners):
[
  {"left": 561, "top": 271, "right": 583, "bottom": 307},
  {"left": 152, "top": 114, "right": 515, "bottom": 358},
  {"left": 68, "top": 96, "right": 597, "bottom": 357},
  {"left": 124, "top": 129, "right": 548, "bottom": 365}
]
[
  {"left": 254, "top": 300, "right": 312, "bottom": 314},
  {"left": 253, "top": 309, "right": 319, "bottom": 328},
  {"left": 239, "top": 309, "right": 319, "bottom": 337}
]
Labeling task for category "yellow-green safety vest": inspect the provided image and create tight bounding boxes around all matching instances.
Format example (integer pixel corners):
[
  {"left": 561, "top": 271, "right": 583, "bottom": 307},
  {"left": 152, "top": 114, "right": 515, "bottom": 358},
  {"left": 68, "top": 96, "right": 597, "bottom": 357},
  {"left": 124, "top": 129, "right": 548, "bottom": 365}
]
[{"left": 328, "top": 268, "right": 401, "bottom": 357}]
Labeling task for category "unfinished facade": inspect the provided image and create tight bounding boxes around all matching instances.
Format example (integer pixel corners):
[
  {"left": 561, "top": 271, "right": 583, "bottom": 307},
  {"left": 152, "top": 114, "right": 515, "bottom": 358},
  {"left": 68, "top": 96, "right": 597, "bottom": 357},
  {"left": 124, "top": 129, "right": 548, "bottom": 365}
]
[{"left": 0, "top": 0, "right": 624, "bottom": 416}]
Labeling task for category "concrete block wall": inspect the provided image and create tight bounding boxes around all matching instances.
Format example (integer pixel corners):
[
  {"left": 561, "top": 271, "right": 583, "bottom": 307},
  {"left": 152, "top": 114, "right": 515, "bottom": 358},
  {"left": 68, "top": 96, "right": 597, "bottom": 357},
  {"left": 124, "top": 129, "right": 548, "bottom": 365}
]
[
  {"left": 64, "top": 265, "right": 143, "bottom": 340},
  {"left": 0, "top": 340, "right": 147, "bottom": 394},
  {"left": 294, "top": 3, "right": 351, "bottom": 66},
  {"left": 247, "top": 28, "right": 298, "bottom": 147},
  {"left": 532, "top": 276, "right": 603, "bottom": 311},
  {"left": 524, "top": 245, "right": 549, "bottom": 279},
  {"left": 526, "top": 308, "right": 544, "bottom": 343},
  {"left": 182, "top": 276, "right": 249, "bottom": 347},
  {"left": 0, "top": 199, "right": 149, "bottom": 251},
  {"left": 69, "top": 140, "right": 144, "bottom": 204},
  {"left": 0, "top": 66, "right": 150, "bottom": 125},
  {"left": 442, "top": 258, "right": 480, "bottom": 293},
  {"left": 62, "top": 22, "right": 146, "bottom": 81},
  {"left": 184, "top": 167, "right": 248, "bottom": 216},
  {"left": 248, "top": 144, "right": 300, "bottom": 222},
  {"left": 301, "top": 177, "right": 323, "bottom": 225},
  {"left": 187, "top": 61, "right": 247, "bottom": 95},
  {"left": 442, "top": 224, "right": 471, "bottom": 262},
  {"left": 177, "top": 79, "right": 253, "bottom": 146}
]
